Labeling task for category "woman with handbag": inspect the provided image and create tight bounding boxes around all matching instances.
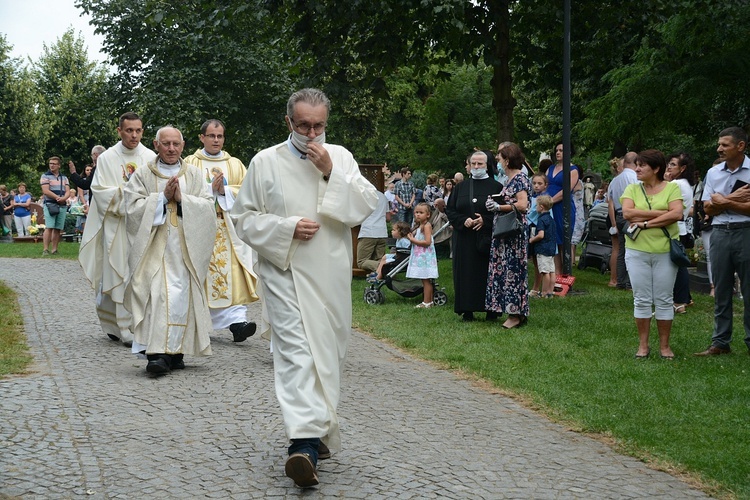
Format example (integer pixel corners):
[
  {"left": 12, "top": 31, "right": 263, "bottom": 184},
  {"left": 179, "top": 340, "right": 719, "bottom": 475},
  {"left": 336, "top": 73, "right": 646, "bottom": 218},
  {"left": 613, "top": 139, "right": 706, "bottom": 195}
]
[
  {"left": 485, "top": 142, "right": 531, "bottom": 329},
  {"left": 621, "top": 149, "right": 684, "bottom": 359},
  {"left": 446, "top": 151, "right": 502, "bottom": 321},
  {"left": 665, "top": 153, "right": 696, "bottom": 313}
]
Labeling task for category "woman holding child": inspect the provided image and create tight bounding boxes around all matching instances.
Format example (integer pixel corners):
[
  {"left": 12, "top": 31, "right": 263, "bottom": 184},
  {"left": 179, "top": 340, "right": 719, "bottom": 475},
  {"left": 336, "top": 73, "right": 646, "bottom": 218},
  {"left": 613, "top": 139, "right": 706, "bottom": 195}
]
[
  {"left": 621, "top": 149, "right": 683, "bottom": 360},
  {"left": 485, "top": 142, "right": 532, "bottom": 329}
]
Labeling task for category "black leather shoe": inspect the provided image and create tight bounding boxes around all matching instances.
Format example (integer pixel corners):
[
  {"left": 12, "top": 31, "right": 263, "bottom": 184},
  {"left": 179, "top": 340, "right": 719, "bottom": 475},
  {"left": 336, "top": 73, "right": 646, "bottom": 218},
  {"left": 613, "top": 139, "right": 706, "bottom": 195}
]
[
  {"left": 318, "top": 442, "right": 331, "bottom": 460},
  {"left": 169, "top": 354, "right": 185, "bottom": 370},
  {"left": 285, "top": 453, "right": 319, "bottom": 488},
  {"left": 229, "top": 321, "right": 257, "bottom": 342},
  {"left": 146, "top": 355, "right": 171, "bottom": 375}
]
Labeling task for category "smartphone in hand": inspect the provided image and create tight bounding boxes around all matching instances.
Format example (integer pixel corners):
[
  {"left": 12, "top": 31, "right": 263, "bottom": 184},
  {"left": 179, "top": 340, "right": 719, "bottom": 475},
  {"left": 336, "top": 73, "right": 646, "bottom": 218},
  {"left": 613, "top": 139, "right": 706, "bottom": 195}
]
[
  {"left": 731, "top": 179, "right": 749, "bottom": 192},
  {"left": 625, "top": 224, "right": 641, "bottom": 241}
]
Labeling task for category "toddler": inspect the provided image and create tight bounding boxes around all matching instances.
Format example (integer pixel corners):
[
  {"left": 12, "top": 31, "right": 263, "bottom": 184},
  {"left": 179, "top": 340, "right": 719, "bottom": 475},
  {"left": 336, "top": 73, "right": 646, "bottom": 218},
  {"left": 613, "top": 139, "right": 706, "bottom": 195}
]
[
  {"left": 370, "top": 221, "right": 411, "bottom": 281},
  {"left": 406, "top": 203, "right": 438, "bottom": 308},
  {"left": 528, "top": 195, "right": 556, "bottom": 297},
  {"left": 528, "top": 173, "right": 550, "bottom": 297}
]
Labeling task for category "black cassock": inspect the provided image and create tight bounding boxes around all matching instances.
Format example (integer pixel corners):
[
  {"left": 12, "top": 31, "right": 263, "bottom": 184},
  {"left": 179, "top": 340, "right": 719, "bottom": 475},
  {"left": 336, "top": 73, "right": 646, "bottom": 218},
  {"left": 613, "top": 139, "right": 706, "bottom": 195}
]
[{"left": 446, "top": 177, "right": 502, "bottom": 315}]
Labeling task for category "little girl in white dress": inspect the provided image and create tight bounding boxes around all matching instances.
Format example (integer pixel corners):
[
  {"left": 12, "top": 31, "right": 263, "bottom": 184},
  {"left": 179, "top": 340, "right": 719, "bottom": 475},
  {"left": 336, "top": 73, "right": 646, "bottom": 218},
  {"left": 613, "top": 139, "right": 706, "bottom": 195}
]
[{"left": 406, "top": 202, "right": 438, "bottom": 308}]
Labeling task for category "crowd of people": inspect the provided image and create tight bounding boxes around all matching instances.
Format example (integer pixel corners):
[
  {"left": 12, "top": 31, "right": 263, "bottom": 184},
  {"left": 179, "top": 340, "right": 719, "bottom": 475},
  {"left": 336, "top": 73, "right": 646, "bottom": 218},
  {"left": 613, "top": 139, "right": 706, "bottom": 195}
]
[
  {"left": 375, "top": 127, "right": 750, "bottom": 363},
  {"left": 3, "top": 89, "right": 749, "bottom": 488}
]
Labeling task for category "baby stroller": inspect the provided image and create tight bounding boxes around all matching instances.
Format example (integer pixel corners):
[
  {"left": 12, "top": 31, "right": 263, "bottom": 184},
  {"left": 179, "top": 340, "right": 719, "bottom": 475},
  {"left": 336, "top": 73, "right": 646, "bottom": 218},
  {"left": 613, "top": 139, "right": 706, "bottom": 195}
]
[
  {"left": 363, "top": 223, "right": 449, "bottom": 305},
  {"left": 577, "top": 202, "right": 612, "bottom": 274}
]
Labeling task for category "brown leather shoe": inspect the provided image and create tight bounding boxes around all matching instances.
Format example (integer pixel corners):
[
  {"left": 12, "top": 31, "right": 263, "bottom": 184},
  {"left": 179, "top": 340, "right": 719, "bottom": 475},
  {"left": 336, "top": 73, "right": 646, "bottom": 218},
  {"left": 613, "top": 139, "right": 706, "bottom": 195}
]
[{"left": 694, "top": 346, "right": 731, "bottom": 356}]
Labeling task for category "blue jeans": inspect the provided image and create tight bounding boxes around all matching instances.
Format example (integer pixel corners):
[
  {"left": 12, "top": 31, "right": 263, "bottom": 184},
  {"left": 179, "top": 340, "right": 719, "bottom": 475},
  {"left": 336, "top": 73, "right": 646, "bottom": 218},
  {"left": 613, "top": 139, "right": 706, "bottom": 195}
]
[{"left": 288, "top": 438, "right": 320, "bottom": 465}]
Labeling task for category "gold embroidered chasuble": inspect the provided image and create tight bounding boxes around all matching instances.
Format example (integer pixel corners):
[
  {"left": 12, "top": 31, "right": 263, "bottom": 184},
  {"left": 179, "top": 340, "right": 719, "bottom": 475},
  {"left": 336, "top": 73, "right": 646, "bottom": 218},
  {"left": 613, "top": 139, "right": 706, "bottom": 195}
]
[{"left": 184, "top": 149, "right": 259, "bottom": 309}]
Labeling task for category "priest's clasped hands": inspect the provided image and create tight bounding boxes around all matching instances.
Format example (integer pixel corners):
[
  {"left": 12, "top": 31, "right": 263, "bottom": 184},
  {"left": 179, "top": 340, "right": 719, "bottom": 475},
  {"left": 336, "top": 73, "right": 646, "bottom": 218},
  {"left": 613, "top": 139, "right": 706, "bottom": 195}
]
[{"left": 163, "top": 176, "right": 182, "bottom": 203}]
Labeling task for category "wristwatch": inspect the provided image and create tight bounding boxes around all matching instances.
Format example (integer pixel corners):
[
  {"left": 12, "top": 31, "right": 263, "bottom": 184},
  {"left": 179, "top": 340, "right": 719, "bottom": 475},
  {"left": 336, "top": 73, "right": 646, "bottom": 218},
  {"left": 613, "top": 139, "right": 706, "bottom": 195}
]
[{"left": 643, "top": 221, "right": 648, "bottom": 229}]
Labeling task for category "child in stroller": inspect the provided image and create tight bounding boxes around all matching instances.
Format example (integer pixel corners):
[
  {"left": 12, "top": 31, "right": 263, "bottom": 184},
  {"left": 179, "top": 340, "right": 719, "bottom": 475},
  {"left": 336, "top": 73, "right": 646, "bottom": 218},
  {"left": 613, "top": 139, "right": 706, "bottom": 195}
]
[
  {"left": 368, "top": 221, "right": 411, "bottom": 282},
  {"left": 364, "top": 217, "right": 448, "bottom": 306}
]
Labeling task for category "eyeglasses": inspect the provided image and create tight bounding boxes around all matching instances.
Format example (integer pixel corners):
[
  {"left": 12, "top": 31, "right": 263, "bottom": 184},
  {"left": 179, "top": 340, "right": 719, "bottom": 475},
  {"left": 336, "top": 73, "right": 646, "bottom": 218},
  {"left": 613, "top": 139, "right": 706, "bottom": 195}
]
[
  {"left": 203, "top": 134, "right": 224, "bottom": 140},
  {"left": 290, "top": 118, "right": 326, "bottom": 135}
]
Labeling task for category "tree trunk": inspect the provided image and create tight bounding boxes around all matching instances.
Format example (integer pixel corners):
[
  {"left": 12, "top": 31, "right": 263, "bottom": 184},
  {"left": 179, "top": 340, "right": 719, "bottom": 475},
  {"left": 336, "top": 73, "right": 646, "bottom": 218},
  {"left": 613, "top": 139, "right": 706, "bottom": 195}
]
[{"left": 490, "top": 0, "right": 514, "bottom": 144}]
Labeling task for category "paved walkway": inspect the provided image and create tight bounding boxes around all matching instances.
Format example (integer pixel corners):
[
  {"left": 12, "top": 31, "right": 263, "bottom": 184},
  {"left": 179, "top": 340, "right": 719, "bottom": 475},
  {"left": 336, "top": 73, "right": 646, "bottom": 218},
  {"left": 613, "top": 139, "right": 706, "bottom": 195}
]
[{"left": 0, "top": 258, "right": 707, "bottom": 499}]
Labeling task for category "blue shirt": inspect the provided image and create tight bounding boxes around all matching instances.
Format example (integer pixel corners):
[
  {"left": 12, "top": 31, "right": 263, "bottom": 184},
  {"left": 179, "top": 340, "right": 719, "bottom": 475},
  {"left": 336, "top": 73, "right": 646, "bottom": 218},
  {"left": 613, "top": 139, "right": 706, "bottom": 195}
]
[
  {"left": 702, "top": 155, "right": 750, "bottom": 224},
  {"left": 13, "top": 193, "right": 32, "bottom": 217},
  {"left": 534, "top": 212, "right": 556, "bottom": 256}
]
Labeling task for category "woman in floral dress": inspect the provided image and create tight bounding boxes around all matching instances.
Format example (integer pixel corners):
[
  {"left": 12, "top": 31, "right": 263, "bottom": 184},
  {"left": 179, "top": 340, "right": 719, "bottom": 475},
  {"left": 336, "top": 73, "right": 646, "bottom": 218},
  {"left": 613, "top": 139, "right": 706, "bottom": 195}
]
[{"left": 485, "top": 143, "right": 532, "bottom": 329}]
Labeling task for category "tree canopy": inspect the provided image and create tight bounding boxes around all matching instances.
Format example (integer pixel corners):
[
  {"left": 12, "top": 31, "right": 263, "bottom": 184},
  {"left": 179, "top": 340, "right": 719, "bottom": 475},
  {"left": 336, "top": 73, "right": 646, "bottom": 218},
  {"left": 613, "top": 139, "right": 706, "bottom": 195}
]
[{"left": 2, "top": 0, "right": 748, "bottom": 186}]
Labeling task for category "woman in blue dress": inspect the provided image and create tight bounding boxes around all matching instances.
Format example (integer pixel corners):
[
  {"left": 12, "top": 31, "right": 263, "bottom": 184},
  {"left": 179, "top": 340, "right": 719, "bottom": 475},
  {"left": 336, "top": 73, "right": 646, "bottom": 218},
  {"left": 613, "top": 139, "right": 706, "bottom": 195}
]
[{"left": 546, "top": 142, "right": 580, "bottom": 274}]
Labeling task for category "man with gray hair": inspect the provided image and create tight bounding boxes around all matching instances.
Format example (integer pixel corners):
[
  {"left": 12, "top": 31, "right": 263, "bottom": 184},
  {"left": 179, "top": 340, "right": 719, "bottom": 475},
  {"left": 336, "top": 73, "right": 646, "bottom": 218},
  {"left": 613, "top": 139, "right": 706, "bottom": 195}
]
[
  {"left": 232, "top": 88, "right": 378, "bottom": 488},
  {"left": 124, "top": 126, "right": 216, "bottom": 375}
]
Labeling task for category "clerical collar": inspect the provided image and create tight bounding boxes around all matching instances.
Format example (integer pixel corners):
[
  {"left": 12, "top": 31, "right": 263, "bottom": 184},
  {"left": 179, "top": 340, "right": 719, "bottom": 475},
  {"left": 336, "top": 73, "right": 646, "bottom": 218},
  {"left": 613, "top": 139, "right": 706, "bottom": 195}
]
[
  {"left": 202, "top": 149, "right": 223, "bottom": 159},
  {"left": 157, "top": 158, "right": 180, "bottom": 169},
  {"left": 287, "top": 135, "right": 307, "bottom": 159}
]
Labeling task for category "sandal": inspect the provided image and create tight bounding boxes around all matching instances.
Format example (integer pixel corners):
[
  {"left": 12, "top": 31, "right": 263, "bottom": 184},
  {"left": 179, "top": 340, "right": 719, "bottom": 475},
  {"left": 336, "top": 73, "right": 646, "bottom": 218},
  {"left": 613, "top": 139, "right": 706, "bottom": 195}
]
[
  {"left": 673, "top": 304, "right": 687, "bottom": 314},
  {"left": 415, "top": 302, "right": 433, "bottom": 309}
]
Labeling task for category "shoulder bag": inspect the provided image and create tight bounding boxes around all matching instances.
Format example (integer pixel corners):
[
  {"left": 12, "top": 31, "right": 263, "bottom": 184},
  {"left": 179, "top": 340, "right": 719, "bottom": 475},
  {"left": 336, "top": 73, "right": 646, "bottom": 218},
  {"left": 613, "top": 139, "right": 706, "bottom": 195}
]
[
  {"left": 492, "top": 204, "right": 523, "bottom": 239},
  {"left": 663, "top": 227, "right": 691, "bottom": 267}
]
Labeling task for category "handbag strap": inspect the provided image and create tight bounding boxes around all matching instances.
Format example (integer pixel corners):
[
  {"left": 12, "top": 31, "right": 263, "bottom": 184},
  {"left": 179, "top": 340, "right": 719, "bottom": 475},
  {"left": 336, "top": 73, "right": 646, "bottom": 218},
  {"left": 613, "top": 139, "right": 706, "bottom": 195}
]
[
  {"left": 640, "top": 183, "right": 674, "bottom": 241},
  {"left": 639, "top": 183, "right": 652, "bottom": 210}
]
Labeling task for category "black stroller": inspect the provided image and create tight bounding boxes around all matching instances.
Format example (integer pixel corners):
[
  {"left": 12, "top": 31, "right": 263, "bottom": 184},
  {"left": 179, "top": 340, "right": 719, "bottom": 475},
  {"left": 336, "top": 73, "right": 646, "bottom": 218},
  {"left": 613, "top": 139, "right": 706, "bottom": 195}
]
[
  {"left": 577, "top": 202, "right": 612, "bottom": 274},
  {"left": 363, "top": 223, "right": 449, "bottom": 305}
]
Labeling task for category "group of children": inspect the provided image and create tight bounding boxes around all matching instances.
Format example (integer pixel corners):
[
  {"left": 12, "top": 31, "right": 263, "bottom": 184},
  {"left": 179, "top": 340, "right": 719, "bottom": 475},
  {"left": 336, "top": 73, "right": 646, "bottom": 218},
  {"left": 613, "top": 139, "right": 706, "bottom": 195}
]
[{"left": 367, "top": 202, "right": 439, "bottom": 308}]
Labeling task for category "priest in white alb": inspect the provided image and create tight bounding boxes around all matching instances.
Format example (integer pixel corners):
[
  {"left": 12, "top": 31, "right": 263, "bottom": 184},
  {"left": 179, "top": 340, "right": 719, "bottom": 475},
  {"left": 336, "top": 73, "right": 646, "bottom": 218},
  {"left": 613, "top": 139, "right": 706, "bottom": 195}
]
[
  {"left": 123, "top": 126, "right": 216, "bottom": 376},
  {"left": 78, "top": 112, "right": 156, "bottom": 347},
  {"left": 231, "top": 88, "right": 378, "bottom": 488}
]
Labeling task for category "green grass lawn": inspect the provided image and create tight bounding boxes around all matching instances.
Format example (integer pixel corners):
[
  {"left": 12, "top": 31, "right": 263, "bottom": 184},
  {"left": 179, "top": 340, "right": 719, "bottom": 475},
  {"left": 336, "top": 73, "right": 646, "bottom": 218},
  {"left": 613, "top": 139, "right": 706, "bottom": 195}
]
[
  {"left": 352, "top": 258, "right": 749, "bottom": 499},
  {"left": 1, "top": 242, "right": 748, "bottom": 498}
]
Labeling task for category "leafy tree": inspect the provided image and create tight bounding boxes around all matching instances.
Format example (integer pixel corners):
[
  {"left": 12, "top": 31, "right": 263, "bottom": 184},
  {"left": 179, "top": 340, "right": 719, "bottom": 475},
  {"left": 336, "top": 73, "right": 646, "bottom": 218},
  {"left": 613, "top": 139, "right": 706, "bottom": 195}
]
[
  {"left": 32, "top": 29, "right": 116, "bottom": 168},
  {"left": 76, "top": 0, "right": 295, "bottom": 161},
  {"left": 578, "top": 0, "right": 750, "bottom": 167},
  {"left": 418, "top": 63, "right": 496, "bottom": 173},
  {"left": 240, "top": 0, "right": 517, "bottom": 143},
  {"left": 0, "top": 36, "right": 46, "bottom": 185}
]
